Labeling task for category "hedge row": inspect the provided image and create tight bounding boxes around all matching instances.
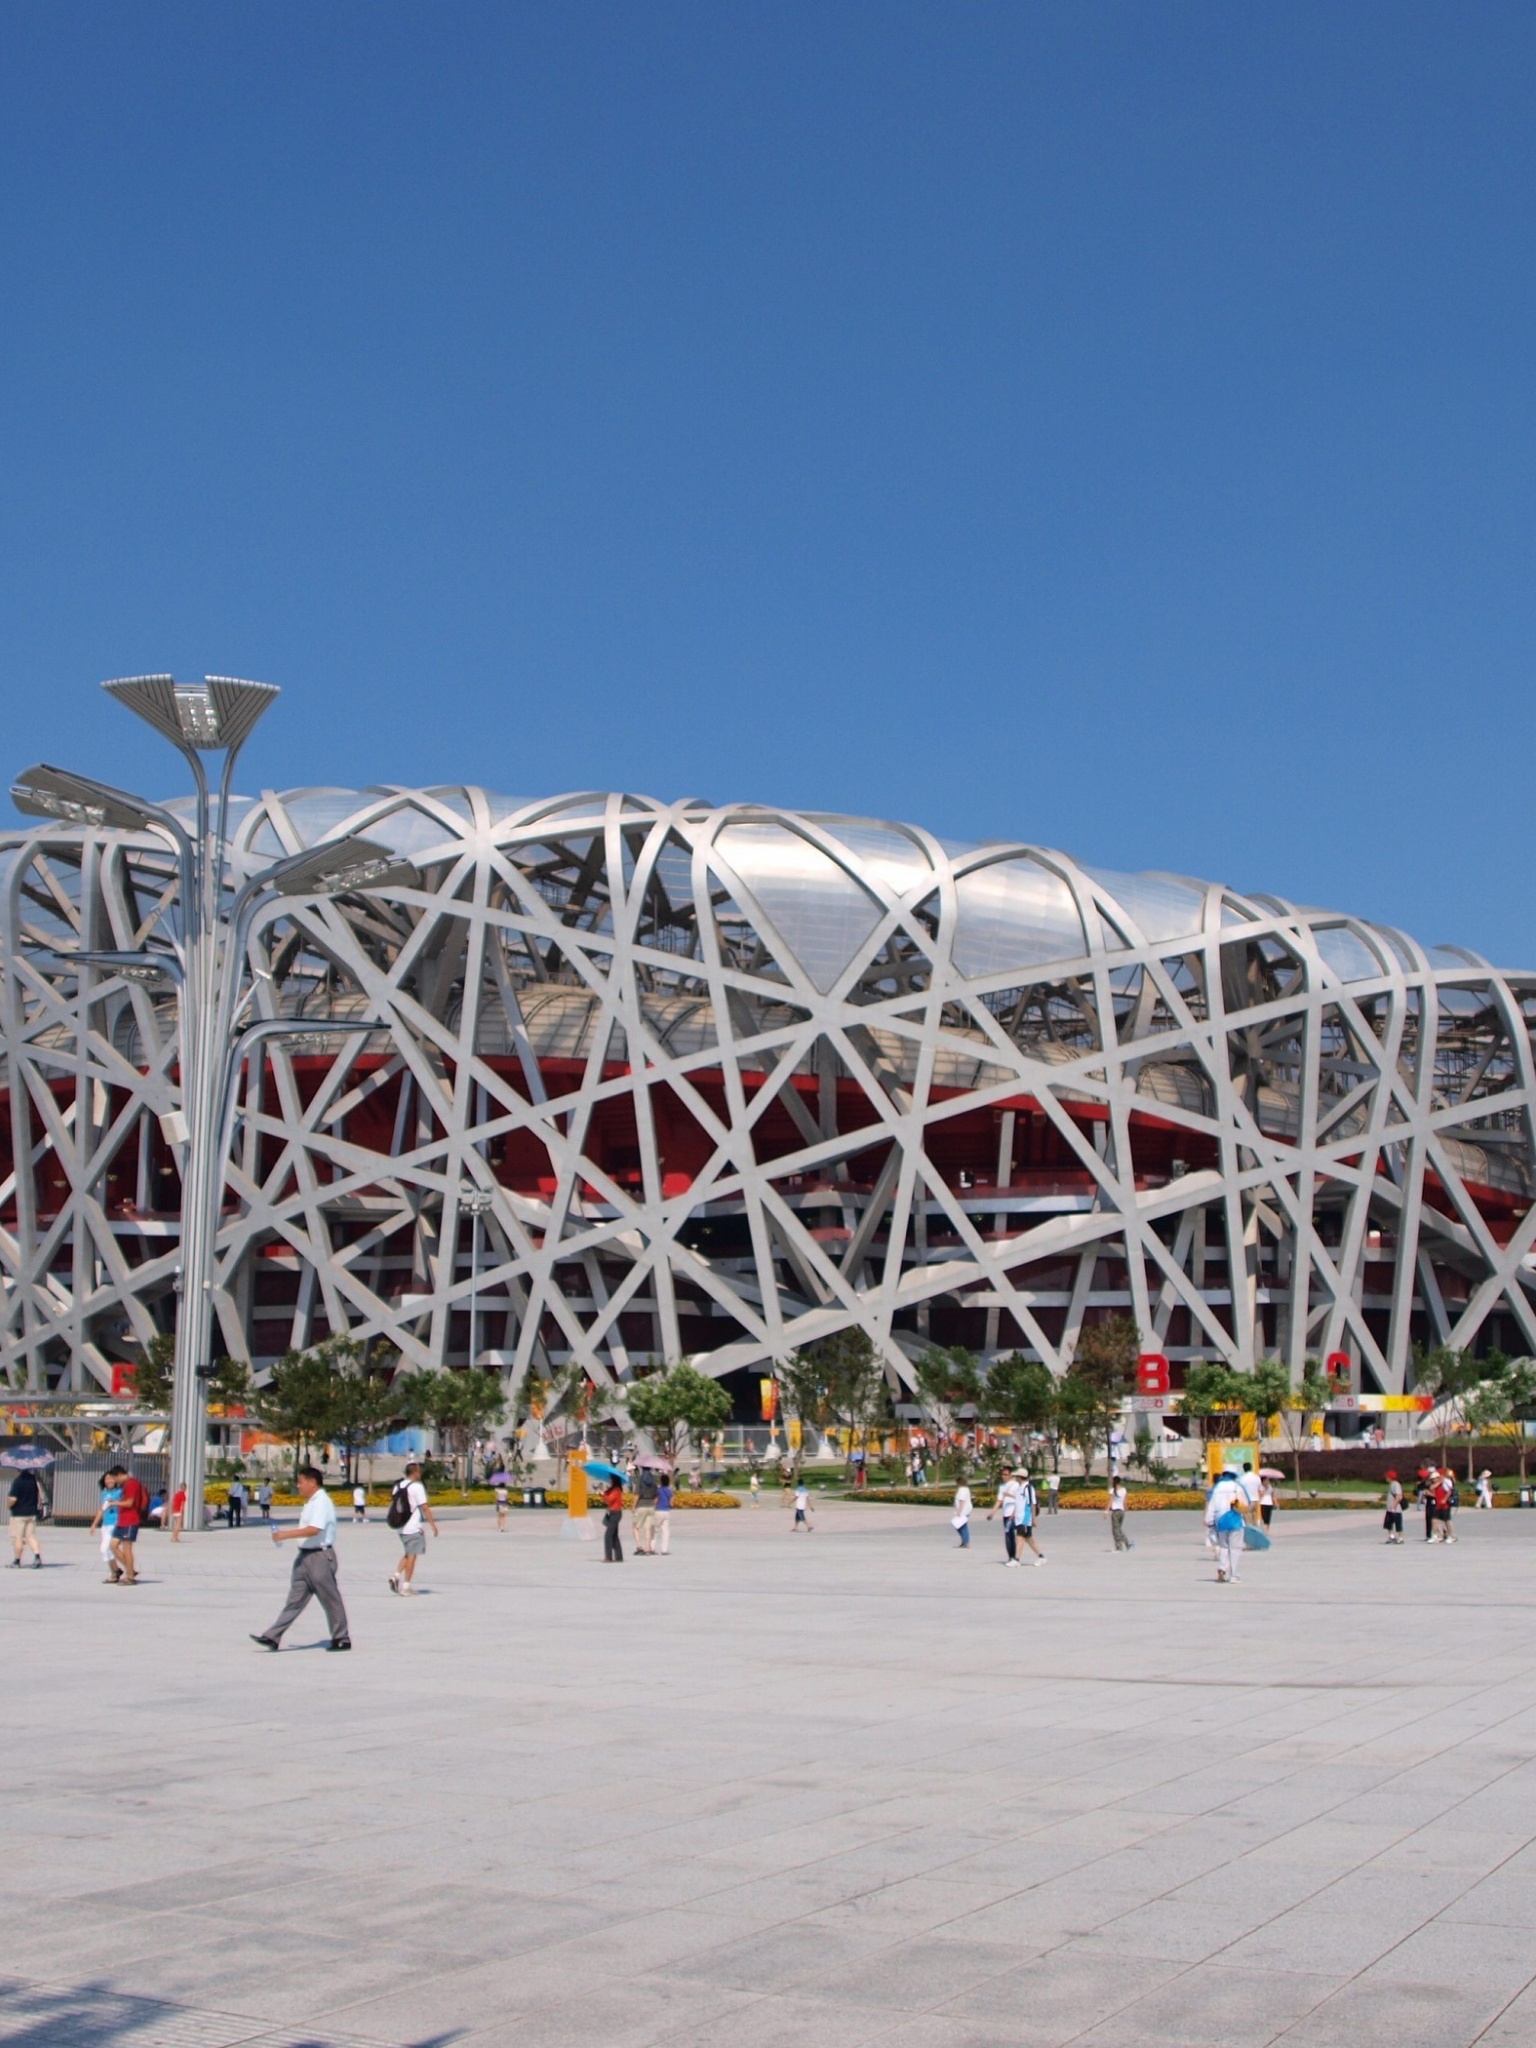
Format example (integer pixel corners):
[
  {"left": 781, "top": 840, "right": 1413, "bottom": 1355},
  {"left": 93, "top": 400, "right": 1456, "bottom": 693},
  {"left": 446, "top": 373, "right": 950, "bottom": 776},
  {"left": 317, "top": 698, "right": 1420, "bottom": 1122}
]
[{"left": 1267, "top": 1445, "right": 1536, "bottom": 1482}]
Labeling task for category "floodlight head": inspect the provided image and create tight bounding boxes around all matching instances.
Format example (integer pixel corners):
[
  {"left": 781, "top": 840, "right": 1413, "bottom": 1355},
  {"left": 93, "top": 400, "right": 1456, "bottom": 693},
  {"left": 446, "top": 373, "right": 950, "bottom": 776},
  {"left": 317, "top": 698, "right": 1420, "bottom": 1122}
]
[
  {"left": 102, "top": 674, "right": 279, "bottom": 754},
  {"left": 56, "top": 949, "right": 180, "bottom": 986},
  {"left": 11, "top": 764, "right": 165, "bottom": 834},
  {"left": 268, "top": 835, "right": 420, "bottom": 898}
]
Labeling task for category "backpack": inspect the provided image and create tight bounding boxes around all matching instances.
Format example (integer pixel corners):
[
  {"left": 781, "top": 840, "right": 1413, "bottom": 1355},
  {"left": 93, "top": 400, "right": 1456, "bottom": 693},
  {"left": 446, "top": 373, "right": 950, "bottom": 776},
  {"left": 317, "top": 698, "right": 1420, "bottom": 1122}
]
[{"left": 386, "top": 1482, "right": 414, "bottom": 1529}]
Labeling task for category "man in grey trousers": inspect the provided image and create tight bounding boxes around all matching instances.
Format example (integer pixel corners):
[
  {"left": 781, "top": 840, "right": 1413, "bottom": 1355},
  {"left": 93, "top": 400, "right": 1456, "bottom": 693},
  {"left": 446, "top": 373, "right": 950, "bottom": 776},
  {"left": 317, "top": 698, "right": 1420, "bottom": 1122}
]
[{"left": 250, "top": 1466, "right": 351, "bottom": 1651}]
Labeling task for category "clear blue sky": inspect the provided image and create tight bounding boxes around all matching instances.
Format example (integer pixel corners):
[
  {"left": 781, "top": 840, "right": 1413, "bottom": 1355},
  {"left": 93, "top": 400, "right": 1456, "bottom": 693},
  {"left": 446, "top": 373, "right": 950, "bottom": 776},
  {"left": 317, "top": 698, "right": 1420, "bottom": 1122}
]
[{"left": 2, "top": 5, "right": 1532, "bottom": 961}]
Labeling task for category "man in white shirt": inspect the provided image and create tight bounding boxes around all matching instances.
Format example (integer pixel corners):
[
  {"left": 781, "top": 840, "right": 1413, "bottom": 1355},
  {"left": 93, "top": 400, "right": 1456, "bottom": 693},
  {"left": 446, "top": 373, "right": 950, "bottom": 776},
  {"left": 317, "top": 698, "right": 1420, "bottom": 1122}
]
[
  {"left": 1205, "top": 1466, "right": 1248, "bottom": 1584},
  {"left": 988, "top": 1473, "right": 1022, "bottom": 1565},
  {"left": 389, "top": 1460, "right": 438, "bottom": 1594},
  {"left": 250, "top": 1466, "right": 350, "bottom": 1651}
]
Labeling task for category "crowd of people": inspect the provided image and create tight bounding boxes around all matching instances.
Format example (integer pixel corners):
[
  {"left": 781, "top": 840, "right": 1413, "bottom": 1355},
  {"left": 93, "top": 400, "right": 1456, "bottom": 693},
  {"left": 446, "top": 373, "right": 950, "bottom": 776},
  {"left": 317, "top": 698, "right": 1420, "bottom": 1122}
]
[{"left": 4, "top": 1433, "right": 1514, "bottom": 1645}]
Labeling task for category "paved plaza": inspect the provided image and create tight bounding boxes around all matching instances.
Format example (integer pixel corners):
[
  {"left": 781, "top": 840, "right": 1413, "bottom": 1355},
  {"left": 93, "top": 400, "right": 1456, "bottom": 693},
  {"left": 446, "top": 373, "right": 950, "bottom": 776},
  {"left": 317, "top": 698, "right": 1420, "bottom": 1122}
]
[{"left": 4, "top": 1497, "right": 1536, "bottom": 2048}]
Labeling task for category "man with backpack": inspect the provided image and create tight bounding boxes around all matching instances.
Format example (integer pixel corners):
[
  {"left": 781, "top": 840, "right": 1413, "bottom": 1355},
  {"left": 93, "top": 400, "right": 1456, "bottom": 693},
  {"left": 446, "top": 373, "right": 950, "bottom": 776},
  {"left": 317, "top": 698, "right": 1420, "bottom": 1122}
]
[
  {"left": 1013, "top": 1469, "right": 1046, "bottom": 1565},
  {"left": 110, "top": 1465, "right": 151, "bottom": 1584},
  {"left": 387, "top": 1460, "right": 437, "bottom": 1593}
]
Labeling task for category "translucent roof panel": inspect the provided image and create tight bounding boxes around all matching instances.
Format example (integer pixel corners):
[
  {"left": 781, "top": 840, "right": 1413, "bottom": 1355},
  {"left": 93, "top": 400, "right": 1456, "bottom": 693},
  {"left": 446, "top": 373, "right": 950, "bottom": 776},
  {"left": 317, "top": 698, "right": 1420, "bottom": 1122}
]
[
  {"left": 281, "top": 792, "right": 371, "bottom": 845},
  {"left": 1084, "top": 868, "right": 1207, "bottom": 947},
  {"left": 1312, "top": 925, "right": 1382, "bottom": 984},
  {"left": 351, "top": 801, "right": 467, "bottom": 860},
  {"left": 809, "top": 818, "right": 935, "bottom": 896},
  {"left": 714, "top": 821, "right": 884, "bottom": 992},
  {"left": 951, "top": 859, "right": 1087, "bottom": 979}
]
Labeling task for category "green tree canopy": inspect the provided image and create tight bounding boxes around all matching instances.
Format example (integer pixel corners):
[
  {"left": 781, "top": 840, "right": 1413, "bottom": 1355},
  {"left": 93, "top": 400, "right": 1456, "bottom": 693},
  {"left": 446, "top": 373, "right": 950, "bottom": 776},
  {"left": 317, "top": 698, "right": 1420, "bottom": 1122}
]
[
  {"left": 981, "top": 1353, "right": 1056, "bottom": 1439},
  {"left": 913, "top": 1346, "right": 982, "bottom": 1433},
  {"left": 779, "top": 1329, "right": 887, "bottom": 1472},
  {"left": 400, "top": 1367, "right": 507, "bottom": 1494},
  {"left": 625, "top": 1361, "right": 732, "bottom": 1463}
]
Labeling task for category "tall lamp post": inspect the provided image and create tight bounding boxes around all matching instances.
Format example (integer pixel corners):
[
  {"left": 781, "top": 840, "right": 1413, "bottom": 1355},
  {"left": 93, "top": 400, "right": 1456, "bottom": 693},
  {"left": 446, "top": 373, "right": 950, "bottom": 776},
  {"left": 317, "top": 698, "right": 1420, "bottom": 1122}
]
[
  {"left": 12, "top": 675, "right": 417, "bottom": 1528},
  {"left": 461, "top": 1187, "right": 495, "bottom": 1369}
]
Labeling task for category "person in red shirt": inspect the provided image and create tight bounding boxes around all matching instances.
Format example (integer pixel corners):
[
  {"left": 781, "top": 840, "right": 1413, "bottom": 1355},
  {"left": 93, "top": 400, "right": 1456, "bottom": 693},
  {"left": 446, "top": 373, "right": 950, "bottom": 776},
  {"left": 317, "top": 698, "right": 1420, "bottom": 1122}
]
[
  {"left": 109, "top": 1466, "right": 150, "bottom": 1583},
  {"left": 601, "top": 1475, "right": 625, "bottom": 1563},
  {"left": 169, "top": 1485, "right": 188, "bottom": 1543}
]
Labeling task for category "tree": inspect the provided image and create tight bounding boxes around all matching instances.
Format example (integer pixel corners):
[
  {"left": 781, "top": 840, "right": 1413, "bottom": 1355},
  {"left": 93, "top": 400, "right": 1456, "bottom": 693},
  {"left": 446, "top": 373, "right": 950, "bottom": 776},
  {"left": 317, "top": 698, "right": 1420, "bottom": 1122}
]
[
  {"left": 625, "top": 1361, "right": 733, "bottom": 1466},
  {"left": 1503, "top": 1358, "right": 1536, "bottom": 1484},
  {"left": 127, "top": 1333, "right": 248, "bottom": 1424},
  {"left": 1462, "top": 1373, "right": 1513, "bottom": 1483},
  {"left": 1412, "top": 1345, "right": 1490, "bottom": 1466},
  {"left": 1276, "top": 1361, "right": 1332, "bottom": 1501},
  {"left": 129, "top": 1332, "right": 175, "bottom": 1412},
  {"left": 913, "top": 1346, "right": 982, "bottom": 1441},
  {"left": 251, "top": 1346, "right": 349, "bottom": 1480},
  {"left": 1059, "top": 1317, "right": 1141, "bottom": 1477},
  {"left": 319, "top": 1340, "right": 401, "bottom": 1485},
  {"left": 1244, "top": 1360, "right": 1293, "bottom": 1446},
  {"left": 401, "top": 1368, "right": 507, "bottom": 1496},
  {"left": 981, "top": 1353, "right": 1056, "bottom": 1449},
  {"left": 1177, "top": 1360, "right": 1244, "bottom": 1445},
  {"left": 780, "top": 1329, "right": 886, "bottom": 1474},
  {"left": 1053, "top": 1370, "right": 1116, "bottom": 1478}
]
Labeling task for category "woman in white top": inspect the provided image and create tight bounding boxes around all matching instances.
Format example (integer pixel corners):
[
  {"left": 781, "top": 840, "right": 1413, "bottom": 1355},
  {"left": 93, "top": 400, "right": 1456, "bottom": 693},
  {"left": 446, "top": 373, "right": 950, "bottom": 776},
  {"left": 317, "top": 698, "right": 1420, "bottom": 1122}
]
[
  {"left": 952, "top": 1481, "right": 972, "bottom": 1548},
  {"left": 1476, "top": 1469, "right": 1495, "bottom": 1509},
  {"left": 1106, "top": 1478, "right": 1131, "bottom": 1551}
]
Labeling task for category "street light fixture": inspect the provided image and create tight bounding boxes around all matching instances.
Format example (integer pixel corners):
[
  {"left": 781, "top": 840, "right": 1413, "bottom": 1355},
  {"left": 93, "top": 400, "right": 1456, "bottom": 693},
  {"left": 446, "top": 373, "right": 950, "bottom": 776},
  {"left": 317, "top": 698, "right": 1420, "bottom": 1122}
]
[
  {"left": 460, "top": 1187, "right": 496, "bottom": 1369},
  {"left": 12, "top": 676, "right": 419, "bottom": 1529}
]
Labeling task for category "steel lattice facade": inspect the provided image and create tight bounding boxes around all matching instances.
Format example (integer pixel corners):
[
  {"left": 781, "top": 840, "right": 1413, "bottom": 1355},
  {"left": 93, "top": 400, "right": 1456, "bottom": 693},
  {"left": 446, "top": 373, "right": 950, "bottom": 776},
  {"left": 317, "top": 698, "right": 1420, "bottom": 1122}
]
[{"left": 4, "top": 784, "right": 1536, "bottom": 1404}]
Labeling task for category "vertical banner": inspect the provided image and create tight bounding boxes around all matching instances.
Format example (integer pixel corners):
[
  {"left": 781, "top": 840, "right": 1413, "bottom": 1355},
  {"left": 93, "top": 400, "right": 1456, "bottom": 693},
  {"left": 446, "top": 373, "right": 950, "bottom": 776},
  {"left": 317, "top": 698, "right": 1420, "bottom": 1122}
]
[{"left": 759, "top": 1377, "right": 778, "bottom": 1422}]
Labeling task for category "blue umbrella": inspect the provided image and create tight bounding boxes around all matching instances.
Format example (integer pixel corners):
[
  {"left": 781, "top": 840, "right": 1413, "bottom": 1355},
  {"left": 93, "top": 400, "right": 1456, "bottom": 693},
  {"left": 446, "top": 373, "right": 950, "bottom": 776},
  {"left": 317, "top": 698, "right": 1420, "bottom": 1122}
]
[
  {"left": 0, "top": 1446, "right": 55, "bottom": 1469},
  {"left": 582, "top": 1459, "right": 626, "bottom": 1483}
]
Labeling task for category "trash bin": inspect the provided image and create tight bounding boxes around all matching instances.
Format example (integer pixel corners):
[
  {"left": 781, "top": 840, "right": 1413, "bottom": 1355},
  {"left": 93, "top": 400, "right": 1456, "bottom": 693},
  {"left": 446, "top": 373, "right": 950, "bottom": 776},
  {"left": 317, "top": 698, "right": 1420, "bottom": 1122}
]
[{"left": 1521, "top": 1487, "right": 1531, "bottom": 1507}]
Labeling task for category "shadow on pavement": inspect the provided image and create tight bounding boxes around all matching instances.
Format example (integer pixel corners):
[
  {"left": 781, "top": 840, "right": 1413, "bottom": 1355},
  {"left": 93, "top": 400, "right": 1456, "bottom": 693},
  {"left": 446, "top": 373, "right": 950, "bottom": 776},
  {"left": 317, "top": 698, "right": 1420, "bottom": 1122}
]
[{"left": 0, "top": 1977, "right": 463, "bottom": 2048}]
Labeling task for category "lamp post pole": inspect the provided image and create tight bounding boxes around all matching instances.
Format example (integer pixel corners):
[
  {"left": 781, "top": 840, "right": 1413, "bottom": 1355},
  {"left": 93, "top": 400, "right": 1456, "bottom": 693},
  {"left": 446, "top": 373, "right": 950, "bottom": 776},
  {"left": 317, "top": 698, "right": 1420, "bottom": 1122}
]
[
  {"left": 461, "top": 1188, "right": 494, "bottom": 1369},
  {"left": 13, "top": 675, "right": 417, "bottom": 1530}
]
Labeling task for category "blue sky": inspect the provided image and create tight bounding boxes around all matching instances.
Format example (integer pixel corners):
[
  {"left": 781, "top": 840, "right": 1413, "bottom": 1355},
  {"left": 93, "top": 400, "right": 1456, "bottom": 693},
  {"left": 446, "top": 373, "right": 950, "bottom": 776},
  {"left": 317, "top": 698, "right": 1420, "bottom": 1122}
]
[{"left": 2, "top": 4, "right": 1533, "bottom": 960}]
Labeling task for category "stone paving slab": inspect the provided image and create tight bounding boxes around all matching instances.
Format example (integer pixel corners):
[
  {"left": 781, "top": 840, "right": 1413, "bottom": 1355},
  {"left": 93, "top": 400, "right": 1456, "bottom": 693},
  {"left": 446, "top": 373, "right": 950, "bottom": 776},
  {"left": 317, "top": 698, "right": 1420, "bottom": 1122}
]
[{"left": 4, "top": 1498, "right": 1536, "bottom": 2044}]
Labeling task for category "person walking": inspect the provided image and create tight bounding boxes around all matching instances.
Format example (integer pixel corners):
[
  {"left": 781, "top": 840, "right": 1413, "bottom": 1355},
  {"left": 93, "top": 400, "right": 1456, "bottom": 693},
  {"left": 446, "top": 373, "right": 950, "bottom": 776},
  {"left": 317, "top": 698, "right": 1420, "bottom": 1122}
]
[
  {"left": 749, "top": 1472, "right": 761, "bottom": 1506},
  {"left": 1014, "top": 1471, "right": 1046, "bottom": 1564},
  {"left": 255, "top": 1481, "right": 273, "bottom": 1523},
  {"left": 633, "top": 1464, "right": 659, "bottom": 1555},
  {"left": 655, "top": 1472, "right": 673, "bottom": 1554},
  {"left": 1257, "top": 1477, "right": 1275, "bottom": 1531},
  {"left": 1205, "top": 1465, "right": 1247, "bottom": 1583},
  {"left": 388, "top": 1460, "right": 438, "bottom": 1594},
  {"left": 169, "top": 1485, "right": 187, "bottom": 1541},
  {"left": 1383, "top": 1470, "right": 1405, "bottom": 1543},
  {"left": 601, "top": 1473, "right": 625, "bottom": 1561},
  {"left": 1045, "top": 1470, "right": 1061, "bottom": 1516},
  {"left": 227, "top": 1477, "right": 246, "bottom": 1529},
  {"left": 249, "top": 1465, "right": 351, "bottom": 1652},
  {"left": 1107, "top": 1476, "right": 1132, "bottom": 1551},
  {"left": 1418, "top": 1469, "right": 1438, "bottom": 1542},
  {"left": 1477, "top": 1468, "right": 1495, "bottom": 1510},
  {"left": 494, "top": 1476, "right": 509, "bottom": 1530},
  {"left": 1432, "top": 1468, "right": 1457, "bottom": 1542},
  {"left": 91, "top": 1472, "right": 123, "bottom": 1580},
  {"left": 952, "top": 1479, "right": 972, "bottom": 1548},
  {"left": 791, "top": 1479, "right": 813, "bottom": 1531},
  {"left": 7, "top": 1467, "right": 44, "bottom": 1568},
  {"left": 989, "top": 1471, "right": 1021, "bottom": 1565},
  {"left": 111, "top": 1465, "right": 150, "bottom": 1584},
  {"left": 352, "top": 1482, "right": 367, "bottom": 1524}
]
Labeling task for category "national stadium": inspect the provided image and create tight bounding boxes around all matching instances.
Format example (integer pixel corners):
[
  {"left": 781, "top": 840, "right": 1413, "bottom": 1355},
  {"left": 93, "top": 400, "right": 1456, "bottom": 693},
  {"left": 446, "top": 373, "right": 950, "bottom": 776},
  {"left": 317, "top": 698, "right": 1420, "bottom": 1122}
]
[{"left": 4, "top": 778, "right": 1534, "bottom": 1410}]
